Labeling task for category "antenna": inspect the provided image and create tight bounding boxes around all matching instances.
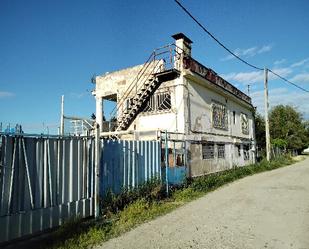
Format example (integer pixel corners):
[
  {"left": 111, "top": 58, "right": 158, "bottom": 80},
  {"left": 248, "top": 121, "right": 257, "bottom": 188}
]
[{"left": 91, "top": 74, "right": 97, "bottom": 84}]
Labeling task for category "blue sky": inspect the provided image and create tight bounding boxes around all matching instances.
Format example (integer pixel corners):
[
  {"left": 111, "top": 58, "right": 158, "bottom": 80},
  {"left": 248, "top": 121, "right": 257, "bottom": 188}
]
[{"left": 1, "top": 0, "right": 309, "bottom": 134}]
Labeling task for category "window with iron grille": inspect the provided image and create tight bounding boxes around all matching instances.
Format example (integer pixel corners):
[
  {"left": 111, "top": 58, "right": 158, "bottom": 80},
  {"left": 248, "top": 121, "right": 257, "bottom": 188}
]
[
  {"left": 233, "top": 111, "right": 236, "bottom": 124},
  {"left": 243, "top": 144, "right": 250, "bottom": 160},
  {"left": 212, "top": 101, "right": 228, "bottom": 130},
  {"left": 202, "top": 143, "right": 214, "bottom": 159},
  {"left": 143, "top": 95, "right": 155, "bottom": 112},
  {"left": 241, "top": 113, "right": 249, "bottom": 135},
  {"left": 157, "top": 92, "right": 171, "bottom": 111},
  {"left": 217, "top": 144, "right": 225, "bottom": 159},
  {"left": 143, "top": 91, "right": 171, "bottom": 113},
  {"left": 236, "top": 144, "right": 241, "bottom": 157}
]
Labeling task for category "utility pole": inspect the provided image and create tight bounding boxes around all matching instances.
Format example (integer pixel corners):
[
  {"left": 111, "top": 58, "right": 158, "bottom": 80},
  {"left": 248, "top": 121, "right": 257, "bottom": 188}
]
[
  {"left": 247, "top": 84, "right": 250, "bottom": 96},
  {"left": 60, "top": 95, "right": 64, "bottom": 135},
  {"left": 264, "top": 68, "right": 271, "bottom": 161}
]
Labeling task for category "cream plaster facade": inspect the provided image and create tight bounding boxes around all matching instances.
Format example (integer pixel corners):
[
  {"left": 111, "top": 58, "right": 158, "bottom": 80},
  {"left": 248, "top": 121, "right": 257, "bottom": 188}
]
[{"left": 93, "top": 33, "right": 256, "bottom": 177}]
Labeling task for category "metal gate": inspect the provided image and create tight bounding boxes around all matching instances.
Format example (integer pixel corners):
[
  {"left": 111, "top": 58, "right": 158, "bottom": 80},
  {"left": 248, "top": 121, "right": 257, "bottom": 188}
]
[
  {"left": 100, "top": 140, "right": 161, "bottom": 195},
  {"left": 161, "top": 132, "right": 188, "bottom": 190}
]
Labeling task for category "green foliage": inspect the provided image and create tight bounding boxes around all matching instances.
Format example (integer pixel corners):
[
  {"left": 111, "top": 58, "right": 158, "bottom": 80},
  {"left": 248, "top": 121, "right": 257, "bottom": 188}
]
[
  {"left": 271, "top": 138, "right": 288, "bottom": 149},
  {"left": 113, "top": 199, "right": 177, "bottom": 233},
  {"left": 172, "top": 187, "right": 203, "bottom": 202},
  {"left": 254, "top": 112, "right": 266, "bottom": 150},
  {"left": 269, "top": 105, "right": 308, "bottom": 151},
  {"left": 100, "top": 178, "right": 165, "bottom": 217},
  {"left": 189, "top": 155, "right": 293, "bottom": 194},
  {"left": 255, "top": 105, "right": 309, "bottom": 153}
]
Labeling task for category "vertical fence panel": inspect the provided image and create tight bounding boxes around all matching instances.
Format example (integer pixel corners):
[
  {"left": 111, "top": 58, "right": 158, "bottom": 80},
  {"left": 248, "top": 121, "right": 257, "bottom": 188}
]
[
  {"left": 137, "top": 141, "right": 143, "bottom": 184},
  {"left": 35, "top": 139, "right": 43, "bottom": 210},
  {"left": 0, "top": 134, "right": 95, "bottom": 244},
  {"left": 1, "top": 135, "right": 163, "bottom": 244},
  {"left": 1, "top": 136, "right": 12, "bottom": 216},
  {"left": 100, "top": 140, "right": 161, "bottom": 196}
]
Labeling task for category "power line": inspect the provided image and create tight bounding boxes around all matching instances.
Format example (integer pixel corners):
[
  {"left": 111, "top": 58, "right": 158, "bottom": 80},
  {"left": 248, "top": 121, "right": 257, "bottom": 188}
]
[
  {"left": 268, "top": 69, "right": 309, "bottom": 93},
  {"left": 173, "top": 0, "right": 309, "bottom": 93},
  {"left": 174, "top": 0, "right": 263, "bottom": 71}
]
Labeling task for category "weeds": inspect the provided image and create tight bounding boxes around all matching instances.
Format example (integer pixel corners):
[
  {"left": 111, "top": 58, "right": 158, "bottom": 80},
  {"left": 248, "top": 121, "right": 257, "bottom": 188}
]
[
  {"left": 100, "top": 178, "right": 165, "bottom": 217},
  {"left": 30, "top": 155, "right": 297, "bottom": 249}
]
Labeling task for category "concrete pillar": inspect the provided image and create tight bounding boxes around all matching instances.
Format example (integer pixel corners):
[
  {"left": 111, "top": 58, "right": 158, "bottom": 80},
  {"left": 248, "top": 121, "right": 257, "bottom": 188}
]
[{"left": 96, "top": 97, "right": 103, "bottom": 132}]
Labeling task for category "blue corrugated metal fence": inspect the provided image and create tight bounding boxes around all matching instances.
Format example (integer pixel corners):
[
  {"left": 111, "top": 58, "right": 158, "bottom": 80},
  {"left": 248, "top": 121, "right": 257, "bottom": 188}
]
[
  {"left": 100, "top": 140, "right": 161, "bottom": 195},
  {"left": 0, "top": 134, "right": 187, "bottom": 244},
  {"left": 0, "top": 135, "right": 95, "bottom": 243}
]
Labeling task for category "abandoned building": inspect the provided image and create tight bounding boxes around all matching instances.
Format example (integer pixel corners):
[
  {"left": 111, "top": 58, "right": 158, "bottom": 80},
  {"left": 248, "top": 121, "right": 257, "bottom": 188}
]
[{"left": 92, "top": 33, "right": 256, "bottom": 177}]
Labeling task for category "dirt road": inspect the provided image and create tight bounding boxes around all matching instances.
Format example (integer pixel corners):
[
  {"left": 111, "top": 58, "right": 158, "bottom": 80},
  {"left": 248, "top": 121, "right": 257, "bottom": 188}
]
[{"left": 99, "top": 157, "right": 309, "bottom": 249}]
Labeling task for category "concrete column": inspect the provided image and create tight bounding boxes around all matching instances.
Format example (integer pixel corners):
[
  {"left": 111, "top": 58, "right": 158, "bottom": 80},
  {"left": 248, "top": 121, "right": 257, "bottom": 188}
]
[{"left": 96, "top": 97, "right": 103, "bottom": 132}]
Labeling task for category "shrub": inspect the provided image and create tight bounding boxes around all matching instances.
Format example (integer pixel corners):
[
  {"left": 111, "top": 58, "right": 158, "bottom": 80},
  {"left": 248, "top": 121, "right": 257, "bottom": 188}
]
[{"left": 100, "top": 178, "right": 165, "bottom": 217}]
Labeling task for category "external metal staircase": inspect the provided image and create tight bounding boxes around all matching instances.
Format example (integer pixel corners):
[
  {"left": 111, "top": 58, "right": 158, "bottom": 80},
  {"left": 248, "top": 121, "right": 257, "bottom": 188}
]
[{"left": 110, "top": 44, "right": 182, "bottom": 132}]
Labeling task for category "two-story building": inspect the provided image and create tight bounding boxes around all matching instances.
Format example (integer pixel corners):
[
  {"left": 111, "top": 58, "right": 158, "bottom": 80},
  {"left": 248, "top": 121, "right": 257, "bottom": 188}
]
[{"left": 92, "top": 33, "right": 256, "bottom": 177}]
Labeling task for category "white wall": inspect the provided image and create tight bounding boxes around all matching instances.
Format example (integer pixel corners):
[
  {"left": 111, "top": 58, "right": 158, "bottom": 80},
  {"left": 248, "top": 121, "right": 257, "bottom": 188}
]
[
  {"left": 187, "top": 78, "right": 254, "bottom": 140},
  {"left": 132, "top": 77, "right": 186, "bottom": 135}
]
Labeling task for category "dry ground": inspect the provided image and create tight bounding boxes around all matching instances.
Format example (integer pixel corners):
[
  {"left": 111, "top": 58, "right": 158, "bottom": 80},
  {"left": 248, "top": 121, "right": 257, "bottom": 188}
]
[{"left": 98, "top": 157, "right": 309, "bottom": 249}]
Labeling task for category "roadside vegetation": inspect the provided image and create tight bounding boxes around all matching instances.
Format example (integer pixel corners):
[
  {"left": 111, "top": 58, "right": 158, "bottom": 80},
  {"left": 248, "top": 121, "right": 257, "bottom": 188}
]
[
  {"left": 255, "top": 105, "right": 309, "bottom": 156},
  {"left": 25, "top": 155, "right": 299, "bottom": 249}
]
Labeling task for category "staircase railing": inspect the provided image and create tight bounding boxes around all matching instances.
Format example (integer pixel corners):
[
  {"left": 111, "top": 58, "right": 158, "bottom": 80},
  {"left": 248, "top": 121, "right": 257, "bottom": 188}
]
[{"left": 109, "top": 43, "right": 183, "bottom": 121}]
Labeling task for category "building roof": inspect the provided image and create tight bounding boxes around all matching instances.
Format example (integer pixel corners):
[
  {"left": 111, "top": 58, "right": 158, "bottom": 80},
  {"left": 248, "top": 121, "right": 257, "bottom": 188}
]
[{"left": 183, "top": 56, "right": 252, "bottom": 106}]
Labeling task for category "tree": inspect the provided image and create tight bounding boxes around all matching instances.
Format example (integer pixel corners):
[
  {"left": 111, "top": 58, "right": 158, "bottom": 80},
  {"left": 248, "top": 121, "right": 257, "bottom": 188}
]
[
  {"left": 269, "top": 105, "right": 308, "bottom": 152},
  {"left": 254, "top": 112, "right": 266, "bottom": 150}
]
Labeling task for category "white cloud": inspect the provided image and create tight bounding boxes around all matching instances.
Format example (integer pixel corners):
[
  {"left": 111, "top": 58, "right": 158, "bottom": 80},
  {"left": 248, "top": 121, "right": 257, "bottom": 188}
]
[
  {"left": 273, "top": 59, "right": 286, "bottom": 65},
  {"left": 257, "top": 45, "right": 272, "bottom": 54},
  {"left": 222, "top": 71, "right": 263, "bottom": 84},
  {"left": 289, "top": 73, "right": 309, "bottom": 83},
  {"left": 0, "top": 91, "right": 15, "bottom": 98},
  {"left": 221, "top": 67, "right": 292, "bottom": 85},
  {"left": 251, "top": 87, "right": 309, "bottom": 118},
  {"left": 270, "top": 67, "right": 293, "bottom": 78},
  {"left": 69, "top": 92, "right": 89, "bottom": 99},
  {"left": 221, "top": 44, "right": 273, "bottom": 61},
  {"left": 290, "top": 58, "right": 309, "bottom": 68}
]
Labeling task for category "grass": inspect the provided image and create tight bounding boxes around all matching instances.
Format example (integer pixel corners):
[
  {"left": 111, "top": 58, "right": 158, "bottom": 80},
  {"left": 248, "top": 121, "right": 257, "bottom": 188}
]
[{"left": 26, "top": 155, "right": 300, "bottom": 249}]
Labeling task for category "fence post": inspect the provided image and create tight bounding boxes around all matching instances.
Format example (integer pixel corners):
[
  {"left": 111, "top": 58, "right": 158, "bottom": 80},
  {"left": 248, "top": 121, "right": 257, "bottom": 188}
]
[
  {"left": 94, "top": 123, "right": 101, "bottom": 219},
  {"left": 165, "top": 130, "right": 169, "bottom": 196}
]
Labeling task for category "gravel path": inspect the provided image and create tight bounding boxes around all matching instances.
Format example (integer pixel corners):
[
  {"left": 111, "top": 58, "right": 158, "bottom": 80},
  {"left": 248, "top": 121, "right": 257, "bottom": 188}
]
[{"left": 98, "top": 157, "right": 309, "bottom": 249}]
